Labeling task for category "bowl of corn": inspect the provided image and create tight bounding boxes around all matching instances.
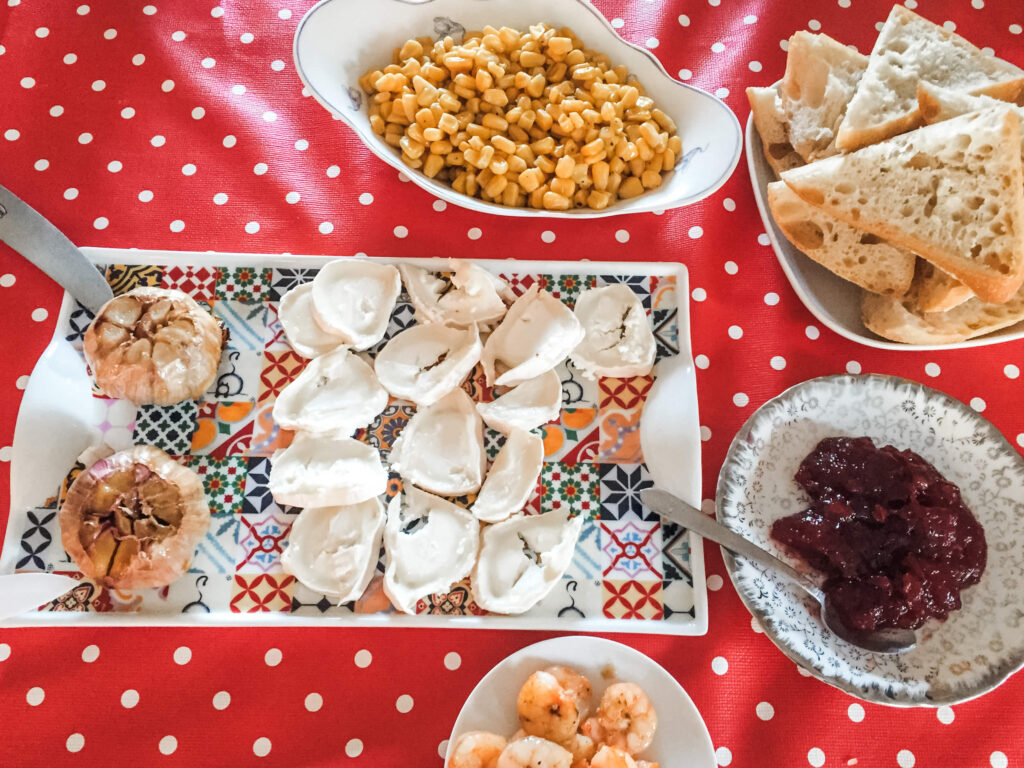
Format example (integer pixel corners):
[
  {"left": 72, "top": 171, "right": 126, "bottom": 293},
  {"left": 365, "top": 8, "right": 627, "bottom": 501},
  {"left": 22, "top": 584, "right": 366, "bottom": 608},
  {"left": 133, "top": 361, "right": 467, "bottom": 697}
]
[{"left": 294, "top": 0, "right": 742, "bottom": 217}]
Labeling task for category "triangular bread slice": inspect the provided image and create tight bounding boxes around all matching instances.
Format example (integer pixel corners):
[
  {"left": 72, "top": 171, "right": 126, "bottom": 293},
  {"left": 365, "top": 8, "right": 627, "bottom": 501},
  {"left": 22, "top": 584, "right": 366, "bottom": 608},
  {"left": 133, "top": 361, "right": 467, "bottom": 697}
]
[
  {"left": 913, "top": 260, "right": 973, "bottom": 313},
  {"left": 767, "top": 181, "right": 914, "bottom": 295},
  {"left": 746, "top": 85, "right": 804, "bottom": 176},
  {"left": 836, "top": 5, "right": 1024, "bottom": 151},
  {"left": 862, "top": 285, "right": 1024, "bottom": 344},
  {"left": 915, "top": 84, "right": 1024, "bottom": 311},
  {"left": 780, "top": 32, "right": 868, "bottom": 162},
  {"left": 917, "top": 82, "right": 1006, "bottom": 125},
  {"left": 782, "top": 106, "right": 1024, "bottom": 304}
]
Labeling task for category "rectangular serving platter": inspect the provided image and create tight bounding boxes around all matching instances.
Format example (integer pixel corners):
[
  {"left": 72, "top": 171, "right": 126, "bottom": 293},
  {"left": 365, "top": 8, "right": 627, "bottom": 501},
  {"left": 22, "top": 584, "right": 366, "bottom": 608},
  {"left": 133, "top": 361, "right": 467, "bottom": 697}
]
[{"left": 3, "top": 248, "right": 707, "bottom": 634}]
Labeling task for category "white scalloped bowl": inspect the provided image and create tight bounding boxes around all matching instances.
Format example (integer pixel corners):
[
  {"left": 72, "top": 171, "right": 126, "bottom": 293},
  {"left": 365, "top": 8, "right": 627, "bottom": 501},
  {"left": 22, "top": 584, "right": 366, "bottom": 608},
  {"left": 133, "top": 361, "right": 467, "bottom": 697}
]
[
  {"left": 716, "top": 374, "right": 1024, "bottom": 707},
  {"left": 294, "top": 0, "right": 742, "bottom": 218}
]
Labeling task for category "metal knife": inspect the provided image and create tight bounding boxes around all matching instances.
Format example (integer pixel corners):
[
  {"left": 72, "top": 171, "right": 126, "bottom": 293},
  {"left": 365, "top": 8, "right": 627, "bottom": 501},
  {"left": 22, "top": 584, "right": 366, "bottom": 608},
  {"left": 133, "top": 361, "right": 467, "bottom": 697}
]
[
  {"left": 0, "top": 573, "right": 81, "bottom": 621},
  {"left": 0, "top": 183, "right": 113, "bottom": 313}
]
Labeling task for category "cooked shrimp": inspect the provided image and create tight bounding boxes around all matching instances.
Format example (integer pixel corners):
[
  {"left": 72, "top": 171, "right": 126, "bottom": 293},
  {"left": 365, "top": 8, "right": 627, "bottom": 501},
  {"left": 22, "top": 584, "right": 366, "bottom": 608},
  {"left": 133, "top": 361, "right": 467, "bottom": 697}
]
[
  {"left": 546, "top": 665, "right": 594, "bottom": 718},
  {"left": 562, "top": 733, "right": 597, "bottom": 768},
  {"left": 595, "top": 683, "right": 657, "bottom": 756},
  {"left": 449, "top": 731, "right": 507, "bottom": 768},
  {"left": 589, "top": 745, "right": 638, "bottom": 768},
  {"left": 580, "top": 716, "right": 605, "bottom": 744},
  {"left": 518, "top": 669, "right": 585, "bottom": 743},
  {"left": 497, "top": 736, "right": 573, "bottom": 768},
  {"left": 636, "top": 762, "right": 660, "bottom": 768}
]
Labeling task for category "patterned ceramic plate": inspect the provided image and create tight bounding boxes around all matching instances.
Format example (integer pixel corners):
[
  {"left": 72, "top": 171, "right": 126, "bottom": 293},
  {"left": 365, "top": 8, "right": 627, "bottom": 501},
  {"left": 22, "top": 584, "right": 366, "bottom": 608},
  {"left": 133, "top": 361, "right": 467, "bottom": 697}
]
[
  {"left": 445, "top": 635, "right": 715, "bottom": 767},
  {"left": 3, "top": 248, "right": 707, "bottom": 635},
  {"left": 717, "top": 374, "right": 1024, "bottom": 706}
]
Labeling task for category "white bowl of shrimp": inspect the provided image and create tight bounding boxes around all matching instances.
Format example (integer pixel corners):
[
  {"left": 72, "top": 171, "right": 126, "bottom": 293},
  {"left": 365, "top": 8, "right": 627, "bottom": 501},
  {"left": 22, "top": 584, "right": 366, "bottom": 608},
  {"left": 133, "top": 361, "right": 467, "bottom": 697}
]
[{"left": 445, "top": 636, "right": 715, "bottom": 768}]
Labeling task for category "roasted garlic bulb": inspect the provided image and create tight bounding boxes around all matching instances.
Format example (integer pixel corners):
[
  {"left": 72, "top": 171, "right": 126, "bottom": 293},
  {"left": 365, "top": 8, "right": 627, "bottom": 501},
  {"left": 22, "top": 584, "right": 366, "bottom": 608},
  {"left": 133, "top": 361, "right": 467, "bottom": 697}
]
[
  {"left": 84, "top": 287, "right": 225, "bottom": 405},
  {"left": 59, "top": 445, "right": 211, "bottom": 589}
]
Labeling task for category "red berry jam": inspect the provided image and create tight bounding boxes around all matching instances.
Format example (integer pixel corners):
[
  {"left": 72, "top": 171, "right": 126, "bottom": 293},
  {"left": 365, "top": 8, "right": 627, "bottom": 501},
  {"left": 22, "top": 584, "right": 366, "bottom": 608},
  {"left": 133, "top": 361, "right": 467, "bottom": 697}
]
[{"left": 770, "top": 437, "right": 986, "bottom": 632}]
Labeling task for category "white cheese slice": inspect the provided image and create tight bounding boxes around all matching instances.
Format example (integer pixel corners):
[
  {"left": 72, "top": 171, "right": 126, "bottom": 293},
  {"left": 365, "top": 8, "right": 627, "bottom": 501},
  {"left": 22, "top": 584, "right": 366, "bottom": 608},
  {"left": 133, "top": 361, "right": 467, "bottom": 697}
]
[
  {"left": 570, "top": 285, "right": 656, "bottom": 378},
  {"left": 476, "top": 370, "right": 562, "bottom": 434},
  {"left": 273, "top": 346, "right": 389, "bottom": 435},
  {"left": 277, "top": 282, "right": 346, "bottom": 359},
  {"left": 281, "top": 498, "right": 385, "bottom": 603},
  {"left": 389, "top": 387, "right": 485, "bottom": 496},
  {"left": 400, "top": 259, "right": 508, "bottom": 327},
  {"left": 471, "top": 427, "right": 544, "bottom": 523},
  {"left": 269, "top": 432, "right": 387, "bottom": 507},
  {"left": 472, "top": 509, "right": 583, "bottom": 615},
  {"left": 311, "top": 258, "right": 401, "bottom": 350},
  {"left": 481, "top": 284, "right": 584, "bottom": 387},
  {"left": 383, "top": 486, "right": 480, "bottom": 614},
  {"left": 373, "top": 323, "right": 481, "bottom": 406}
]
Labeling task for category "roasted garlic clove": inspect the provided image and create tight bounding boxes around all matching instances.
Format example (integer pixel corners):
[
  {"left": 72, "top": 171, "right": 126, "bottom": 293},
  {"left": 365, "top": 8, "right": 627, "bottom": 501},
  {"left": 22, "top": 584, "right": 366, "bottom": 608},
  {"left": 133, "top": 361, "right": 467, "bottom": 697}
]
[
  {"left": 59, "top": 445, "right": 211, "bottom": 589},
  {"left": 84, "top": 287, "right": 225, "bottom": 405}
]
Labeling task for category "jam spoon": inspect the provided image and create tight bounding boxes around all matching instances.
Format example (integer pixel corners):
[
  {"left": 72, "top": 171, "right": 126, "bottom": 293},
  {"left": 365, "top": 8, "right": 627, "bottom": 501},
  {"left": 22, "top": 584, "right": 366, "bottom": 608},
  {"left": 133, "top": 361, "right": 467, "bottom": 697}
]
[{"left": 642, "top": 487, "right": 917, "bottom": 654}]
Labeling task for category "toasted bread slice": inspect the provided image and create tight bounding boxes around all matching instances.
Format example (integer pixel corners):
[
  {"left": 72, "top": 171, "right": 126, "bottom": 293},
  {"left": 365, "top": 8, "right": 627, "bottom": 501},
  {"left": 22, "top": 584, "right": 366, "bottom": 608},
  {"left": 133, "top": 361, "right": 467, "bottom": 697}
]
[
  {"left": 746, "top": 85, "right": 804, "bottom": 176},
  {"left": 836, "top": 5, "right": 1024, "bottom": 151},
  {"left": 913, "top": 259, "right": 974, "bottom": 313},
  {"left": 863, "top": 286, "right": 1024, "bottom": 344},
  {"left": 767, "top": 181, "right": 914, "bottom": 295},
  {"left": 917, "top": 82, "right": 1006, "bottom": 125},
  {"left": 780, "top": 32, "right": 868, "bottom": 162},
  {"left": 782, "top": 106, "right": 1024, "bottom": 304}
]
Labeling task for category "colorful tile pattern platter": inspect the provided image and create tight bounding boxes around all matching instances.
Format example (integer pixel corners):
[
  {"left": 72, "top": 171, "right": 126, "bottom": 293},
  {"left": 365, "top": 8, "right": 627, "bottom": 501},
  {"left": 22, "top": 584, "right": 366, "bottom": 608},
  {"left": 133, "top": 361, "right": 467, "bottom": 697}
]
[{"left": 1, "top": 250, "right": 706, "bottom": 633}]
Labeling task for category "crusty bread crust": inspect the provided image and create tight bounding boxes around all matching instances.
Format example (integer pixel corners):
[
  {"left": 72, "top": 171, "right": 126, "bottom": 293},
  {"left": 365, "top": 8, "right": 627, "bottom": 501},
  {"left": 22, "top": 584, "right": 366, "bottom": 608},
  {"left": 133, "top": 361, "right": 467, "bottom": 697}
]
[
  {"left": 783, "top": 108, "right": 1024, "bottom": 304},
  {"left": 863, "top": 286, "right": 1024, "bottom": 344},
  {"left": 913, "top": 260, "right": 974, "bottom": 313},
  {"left": 917, "top": 82, "right": 1003, "bottom": 124}
]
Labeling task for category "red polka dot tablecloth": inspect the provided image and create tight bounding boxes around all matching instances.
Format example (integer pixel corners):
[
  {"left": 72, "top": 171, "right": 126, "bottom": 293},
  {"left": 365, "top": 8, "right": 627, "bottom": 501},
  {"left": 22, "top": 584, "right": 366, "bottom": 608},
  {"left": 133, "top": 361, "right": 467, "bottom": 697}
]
[{"left": 1, "top": 0, "right": 1023, "bottom": 765}]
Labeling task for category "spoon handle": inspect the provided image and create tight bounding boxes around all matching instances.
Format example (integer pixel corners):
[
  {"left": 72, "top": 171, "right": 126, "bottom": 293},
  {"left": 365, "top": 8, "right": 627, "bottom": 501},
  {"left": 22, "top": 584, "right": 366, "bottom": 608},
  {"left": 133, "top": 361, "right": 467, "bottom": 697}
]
[{"left": 641, "top": 488, "right": 823, "bottom": 601}]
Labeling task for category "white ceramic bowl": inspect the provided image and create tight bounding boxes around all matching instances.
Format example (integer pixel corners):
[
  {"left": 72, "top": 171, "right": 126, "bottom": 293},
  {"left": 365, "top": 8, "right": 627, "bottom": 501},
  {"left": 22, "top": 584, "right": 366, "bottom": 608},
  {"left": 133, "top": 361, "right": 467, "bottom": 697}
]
[
  {"left": 445, "top": 636, "right": 715, "bottom": 766},
  {"left": 294, "top": 0, "right": 742, "bottom": 218},
  {"left": 745, "top": 110, "right": 1024, "bottom": 350},
  {"left": 717, "top": 373, "right": 1024, "bottom": 706}
]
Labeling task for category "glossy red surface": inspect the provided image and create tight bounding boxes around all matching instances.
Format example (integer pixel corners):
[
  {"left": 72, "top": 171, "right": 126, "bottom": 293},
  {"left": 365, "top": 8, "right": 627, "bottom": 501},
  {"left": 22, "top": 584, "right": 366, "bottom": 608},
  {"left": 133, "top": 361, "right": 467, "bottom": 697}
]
[{"left": 772, "top": 437, "right": 987, "bottom": 631}]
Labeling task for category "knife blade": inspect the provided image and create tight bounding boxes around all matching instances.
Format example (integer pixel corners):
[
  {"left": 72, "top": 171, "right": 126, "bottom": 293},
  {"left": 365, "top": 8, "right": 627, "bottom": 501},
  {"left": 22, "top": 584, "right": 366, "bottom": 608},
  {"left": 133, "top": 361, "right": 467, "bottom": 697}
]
[
  {"left": 0, "top": 183, "right": 113, "bottom": 313},
  {"left": 0, "top": 573, "right": 81, "bottom": 621}
]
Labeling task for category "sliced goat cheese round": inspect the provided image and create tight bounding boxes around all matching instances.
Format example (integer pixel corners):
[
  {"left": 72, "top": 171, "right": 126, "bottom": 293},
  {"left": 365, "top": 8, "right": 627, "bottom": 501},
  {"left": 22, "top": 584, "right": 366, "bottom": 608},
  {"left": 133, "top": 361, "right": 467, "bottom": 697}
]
[
  {"left": 482, "top": 285, "right": 584, "bottom": 387},
  {"left": 373, "top": 323, "right": 481, "bottom": 406},
  {"left": 383, "top": 486, "right": 480, "bottom": 614},
  {"left": 400, "top": 259, "right": 509, "bottom": 327},
  {"left": 269, "top": 432, "right": 387, "bottom": 508},
  {"left": 476, "top": 370, "right": 562, "bottom": 434},
  {"left": 472, "top": 509, "right": 583, "bottom": 615},
  {"left": 277, "top": 282, "right": 346, "bottom": 359},
  {"left": 570, "top": 284, "right": 655, "bottom": 378},
  {"left": 311, "top": 258, "right": 401, "bottom": 350},
  {"left": 281, "top": 498, "right": 385, "bottom": 603},
  {"left": 471, "top": 427, "right": 544, "bottom": 523},
  {"left": 273, "top": 346, "right": 389, "bottom": 435},
  {"left": 390, "top": 387, "right": 485, "bottom": 495}
]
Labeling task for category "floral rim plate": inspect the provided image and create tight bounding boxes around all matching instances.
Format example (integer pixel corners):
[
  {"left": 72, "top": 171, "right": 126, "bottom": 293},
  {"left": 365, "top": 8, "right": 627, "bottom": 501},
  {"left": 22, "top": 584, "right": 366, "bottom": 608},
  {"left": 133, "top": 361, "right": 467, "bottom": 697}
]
[
  {"left": 716, "top": 373, "right": 1024, "bottom": 706},
  {"left": 444, "top": 635, "right": 715, "bottom": 766}
]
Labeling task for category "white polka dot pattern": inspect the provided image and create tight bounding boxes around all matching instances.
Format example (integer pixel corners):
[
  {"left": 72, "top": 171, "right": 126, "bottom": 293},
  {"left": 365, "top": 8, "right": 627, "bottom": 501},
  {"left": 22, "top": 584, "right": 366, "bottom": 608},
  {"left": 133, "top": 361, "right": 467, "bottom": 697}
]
[{"left": 0, "top": 2, "right": 1021, "bottom": 765}]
